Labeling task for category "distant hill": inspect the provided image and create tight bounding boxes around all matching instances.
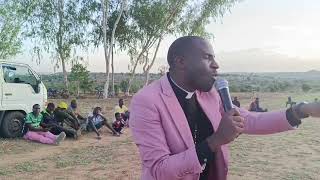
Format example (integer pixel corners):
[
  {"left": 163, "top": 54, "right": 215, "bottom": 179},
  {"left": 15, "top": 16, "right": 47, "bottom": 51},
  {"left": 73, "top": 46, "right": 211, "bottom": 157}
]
[{"left": 217, "top": 49, "right": 320, "bottom": 72}]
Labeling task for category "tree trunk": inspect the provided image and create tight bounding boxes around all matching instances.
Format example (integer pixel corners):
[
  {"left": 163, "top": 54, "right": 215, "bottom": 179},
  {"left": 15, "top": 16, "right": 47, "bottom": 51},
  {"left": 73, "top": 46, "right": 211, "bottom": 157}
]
[
  {"left": 101, "top": 0, "right": 110, "bottom": 99},
  {"left": 108, "top": 0, "right": 126, "bottom": 97},
  {"left": 77, "top": 81, "right": 80, "bottom": 97},
  {"left": 125, "top": 38, "right": 154, "bottom": 95},
  {"left": 126, "top": 54, "right": 140, "bottom": 96},
  {"left": 111, "top": 44, "right": 115, "bottom": 96},
  {"left": 57, "top": 0, "right": 68, "bottom": 91},
  {"left": 61, "top": 57, "right": 69, "bottom": 90},
  {"left": 144, "top": 38, "right": 162, "bottom": 86}
]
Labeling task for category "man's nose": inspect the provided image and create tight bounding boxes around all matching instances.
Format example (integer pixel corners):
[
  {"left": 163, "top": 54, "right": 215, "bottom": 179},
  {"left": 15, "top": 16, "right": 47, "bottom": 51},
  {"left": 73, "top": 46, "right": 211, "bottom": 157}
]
[{"left": 210, "top": 60, "right": 219, "bottom": 69}]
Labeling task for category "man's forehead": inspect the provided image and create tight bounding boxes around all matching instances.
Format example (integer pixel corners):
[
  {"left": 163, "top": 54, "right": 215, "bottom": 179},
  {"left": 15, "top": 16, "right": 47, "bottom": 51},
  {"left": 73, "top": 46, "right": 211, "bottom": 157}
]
[{"left": 193, "top": 39, "right": 214, "bottom": 54}]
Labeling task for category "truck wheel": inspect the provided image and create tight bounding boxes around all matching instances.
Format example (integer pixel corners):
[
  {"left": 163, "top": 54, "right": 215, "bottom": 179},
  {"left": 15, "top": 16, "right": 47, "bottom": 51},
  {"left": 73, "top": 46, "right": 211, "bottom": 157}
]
[{"left": 1, "top": 112, "right": 25, "bottom": 138}]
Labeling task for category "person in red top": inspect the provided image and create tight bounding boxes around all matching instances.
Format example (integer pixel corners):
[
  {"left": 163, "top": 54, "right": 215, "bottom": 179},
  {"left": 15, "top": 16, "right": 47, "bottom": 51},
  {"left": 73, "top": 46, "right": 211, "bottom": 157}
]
[{"left": 112, "top": 112, "right": 125, "bottom": 134}]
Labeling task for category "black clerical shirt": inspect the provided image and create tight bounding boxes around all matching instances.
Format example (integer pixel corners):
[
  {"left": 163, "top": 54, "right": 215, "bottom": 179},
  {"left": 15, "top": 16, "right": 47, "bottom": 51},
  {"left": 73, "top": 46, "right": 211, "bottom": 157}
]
[{"left": 168, "top": 74, "right": 214, "bottom": 180}]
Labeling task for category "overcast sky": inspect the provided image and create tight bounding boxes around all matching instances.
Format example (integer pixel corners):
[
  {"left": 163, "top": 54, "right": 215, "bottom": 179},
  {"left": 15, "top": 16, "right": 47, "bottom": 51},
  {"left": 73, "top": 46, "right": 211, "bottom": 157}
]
[{"left": 10, "top": 0, "right": 320, "bottom": 73}]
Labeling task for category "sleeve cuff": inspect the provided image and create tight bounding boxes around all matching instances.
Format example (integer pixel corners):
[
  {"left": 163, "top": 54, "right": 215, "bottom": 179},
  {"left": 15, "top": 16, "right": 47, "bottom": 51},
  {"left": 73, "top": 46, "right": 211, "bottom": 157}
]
[{"left": 286, "top": 107, "right": 302, "bottom": 127}]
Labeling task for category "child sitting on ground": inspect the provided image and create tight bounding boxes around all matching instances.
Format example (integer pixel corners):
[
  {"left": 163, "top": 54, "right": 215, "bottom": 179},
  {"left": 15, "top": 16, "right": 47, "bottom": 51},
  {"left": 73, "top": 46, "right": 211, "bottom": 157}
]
[{"left": 112, "top": 112, "right": 125, "bottom": 134}]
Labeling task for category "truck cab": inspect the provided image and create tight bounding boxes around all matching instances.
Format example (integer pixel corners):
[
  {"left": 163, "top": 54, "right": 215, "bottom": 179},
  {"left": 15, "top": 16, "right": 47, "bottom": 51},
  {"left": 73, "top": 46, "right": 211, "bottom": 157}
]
[{"left": 0, "top": 61, "right": 47, "bottom": 138}]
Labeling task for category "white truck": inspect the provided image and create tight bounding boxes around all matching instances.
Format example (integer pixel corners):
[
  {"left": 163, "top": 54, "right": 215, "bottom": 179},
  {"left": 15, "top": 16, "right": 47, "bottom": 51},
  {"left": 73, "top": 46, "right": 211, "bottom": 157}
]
[{"left": 0, "top": 61, "right": 47, "bottom": 138}]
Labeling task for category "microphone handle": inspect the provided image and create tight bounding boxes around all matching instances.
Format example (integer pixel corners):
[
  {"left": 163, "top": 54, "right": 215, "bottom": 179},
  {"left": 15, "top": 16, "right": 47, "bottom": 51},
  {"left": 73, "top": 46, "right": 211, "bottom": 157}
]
[{"left": 218, "top": 87, "right": 233, "bottom": 112}]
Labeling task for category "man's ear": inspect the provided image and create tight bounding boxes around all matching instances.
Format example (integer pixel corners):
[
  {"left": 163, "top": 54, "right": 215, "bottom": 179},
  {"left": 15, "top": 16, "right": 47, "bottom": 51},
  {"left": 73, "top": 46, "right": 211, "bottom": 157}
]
[{"left": 174, "top": 56, "right": 186, "bottom": 70}]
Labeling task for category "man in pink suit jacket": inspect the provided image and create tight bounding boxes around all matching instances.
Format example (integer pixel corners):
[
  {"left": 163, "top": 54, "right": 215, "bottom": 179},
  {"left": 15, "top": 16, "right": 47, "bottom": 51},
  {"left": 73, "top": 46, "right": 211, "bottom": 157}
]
[{"left": 129, "top": 36, "right": 320, "bottom": 180}]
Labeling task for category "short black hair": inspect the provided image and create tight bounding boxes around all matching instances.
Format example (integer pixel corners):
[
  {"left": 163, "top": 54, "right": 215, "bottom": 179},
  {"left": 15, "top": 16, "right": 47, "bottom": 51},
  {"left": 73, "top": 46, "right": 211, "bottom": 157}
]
[
  {"left": 47, "top": 103, "right": 55, "bottom": 109},
  {"left": 33, "top": 104, "right": 40, "bottom": 108},
  {"left": 115, "top": 112, "right": 120, "bottom": 117},
  {"left": 167, "top": 36, "right": 206, "bottom": 67},
  {"left": 93, "top": 107, "right": 102, "bottom": 113}
]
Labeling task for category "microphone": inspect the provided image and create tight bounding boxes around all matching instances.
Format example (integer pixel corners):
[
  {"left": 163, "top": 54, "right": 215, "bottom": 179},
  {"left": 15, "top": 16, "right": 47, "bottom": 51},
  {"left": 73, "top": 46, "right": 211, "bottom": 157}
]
[{"left": 214, "top": 79, "right": 233, "bottom": 112}]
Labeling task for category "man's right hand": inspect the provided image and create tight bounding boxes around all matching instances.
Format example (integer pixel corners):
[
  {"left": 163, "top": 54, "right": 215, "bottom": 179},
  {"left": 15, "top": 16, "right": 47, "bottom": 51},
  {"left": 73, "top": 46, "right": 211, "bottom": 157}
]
[{"left": 207, "top": 108, "right": 245, "bottom": 151}]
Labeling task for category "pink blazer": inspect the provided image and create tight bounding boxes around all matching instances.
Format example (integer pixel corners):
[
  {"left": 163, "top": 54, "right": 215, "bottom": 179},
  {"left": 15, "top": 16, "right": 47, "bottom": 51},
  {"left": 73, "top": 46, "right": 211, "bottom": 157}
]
[{"left": 129, "top": 75, "right": 294, "bottom": 180}]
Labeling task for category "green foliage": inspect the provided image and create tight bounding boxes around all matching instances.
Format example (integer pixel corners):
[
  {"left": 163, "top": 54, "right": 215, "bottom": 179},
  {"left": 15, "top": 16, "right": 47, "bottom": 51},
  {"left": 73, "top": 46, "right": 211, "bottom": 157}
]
[
  {"left": 69, "top": 63, "right": 94, "bottom": 93},
  {"left": 302, "top": 83, "right": 312, "bottom": 92},
  {"left": 119, "top": 79, "right": 129, "bottom": 92},
  {"left": 0, "top": 0, "right": 23, "bottom": 59},
  {"left": 178, "top": 0, "right": 238, "bottom": 37}
]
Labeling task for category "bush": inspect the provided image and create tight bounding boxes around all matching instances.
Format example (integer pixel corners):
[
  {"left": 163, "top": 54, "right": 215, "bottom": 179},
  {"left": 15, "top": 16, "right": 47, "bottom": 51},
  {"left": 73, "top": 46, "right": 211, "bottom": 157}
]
[{"left": 302, "top": 84, "right": 312, "bottom": 92}]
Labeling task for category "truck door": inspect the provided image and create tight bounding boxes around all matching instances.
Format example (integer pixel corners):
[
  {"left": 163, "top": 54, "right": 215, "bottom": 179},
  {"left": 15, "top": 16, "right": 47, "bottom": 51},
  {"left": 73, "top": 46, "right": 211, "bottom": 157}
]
[{"left": 1, "top": 64, "right": 42, "bottom": 112}]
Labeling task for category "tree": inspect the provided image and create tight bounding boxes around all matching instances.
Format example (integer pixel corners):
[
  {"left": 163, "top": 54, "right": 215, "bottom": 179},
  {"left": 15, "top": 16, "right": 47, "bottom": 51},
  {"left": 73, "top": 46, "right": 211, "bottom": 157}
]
[
  {"left": 158, "top": 65, "right": 169, "bottom": 76},
  {"left": 124, "top": 0, "right": 238, "bottom": 94},
  {"left": 110, "top": 0, "right": 127, "bottom": 97},
  {"left": 20, "top": 0, "right": 89, "bottom": 91},
  {"left": 302, "top": 83, "right": 312, "bottom": 92},
  {"left": 0, "top": 0, "right": 23, "bottom": 59},
  {"left": 69, "top": 61, "right": 93, "bottom": 96},
  {"left": 80, "top": 0, "right": 128, "bottom": 98},
  {"left": 124, "top": 0, "right": 188, "bottom": 94}
]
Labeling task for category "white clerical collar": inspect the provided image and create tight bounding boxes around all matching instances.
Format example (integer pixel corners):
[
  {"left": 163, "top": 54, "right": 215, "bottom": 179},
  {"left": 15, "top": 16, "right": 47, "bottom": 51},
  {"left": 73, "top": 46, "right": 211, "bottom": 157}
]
[{"left": 170, "top": 76, "right": 195, "bottom": 99}]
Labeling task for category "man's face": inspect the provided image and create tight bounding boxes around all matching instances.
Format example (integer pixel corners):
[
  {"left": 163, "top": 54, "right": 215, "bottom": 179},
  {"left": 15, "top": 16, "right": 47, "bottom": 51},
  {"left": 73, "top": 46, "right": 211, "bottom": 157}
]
[
  {"left": 71, "top": 101, "right": 77, "bottom": 109},
  {"left": 33, "top": 105, "right": 41, "bottom": 115},
  {"left": 119, "top": 99, "right": 124, "bottom": 106},
  {"left": 115, "top": 114, "right": 122, "bottom": 121},
  {"left": 94, "top": 109, "right": 101, "bottom": 115},
  {"left": 234, "top": 97, "right": 238, "bottom": 101},
  {"left": 48, "top": 106, "right": 55, "bottom": 112},
  {"left": 183, "top": 39, "right": 219, "bottom": 92}
]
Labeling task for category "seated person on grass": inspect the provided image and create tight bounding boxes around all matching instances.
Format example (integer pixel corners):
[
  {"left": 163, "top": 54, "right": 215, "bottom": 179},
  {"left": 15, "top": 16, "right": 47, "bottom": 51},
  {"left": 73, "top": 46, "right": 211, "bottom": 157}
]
[
  {"left": 249, "top": 97, "right": 268, "bottom": 112},
  {"left": 112, "top": 112, "right": 125, "bottom": 134},
  {"left": 23, "top": 104, "right": 66, "bottom": 145},
  {"left": 54, "top": 102, "right": 81, "bottom": 139},
  {"left": 87, "top": 107, "right": 120, "bottom": 139},
  {"left": 68, "top": 99, "right": 87, "bottom": 124},
  {"left": 114, "top": 98, "right": 130, "bottom": 122},
  {"left": 41, "top": 103, "right": 77, "bottom": 137}
]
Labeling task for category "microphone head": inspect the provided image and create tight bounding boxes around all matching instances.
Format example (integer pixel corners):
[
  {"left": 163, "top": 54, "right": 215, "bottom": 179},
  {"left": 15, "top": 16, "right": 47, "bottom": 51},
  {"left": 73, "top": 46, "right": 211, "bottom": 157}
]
[{"left": 214, "top": 78, "right": 229, "bottom": 90}]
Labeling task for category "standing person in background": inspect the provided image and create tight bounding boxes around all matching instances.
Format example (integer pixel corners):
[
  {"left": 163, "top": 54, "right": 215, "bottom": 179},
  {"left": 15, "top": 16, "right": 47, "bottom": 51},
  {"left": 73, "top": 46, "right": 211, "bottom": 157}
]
[{"left": 23, "top": 104, "right": 66, "bottom": 145}]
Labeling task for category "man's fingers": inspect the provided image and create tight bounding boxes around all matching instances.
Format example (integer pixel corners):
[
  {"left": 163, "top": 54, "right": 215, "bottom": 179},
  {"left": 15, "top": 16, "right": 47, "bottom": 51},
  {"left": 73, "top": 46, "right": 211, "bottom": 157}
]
[
  {"left": 233, "top": 121, "right": 245, "bottom": 128},
  {"left": 226, "top": 108, "right": 240, "bottom": 116},
  {"left": 235, "top": 126, "right": 245, "bottom": 134}
]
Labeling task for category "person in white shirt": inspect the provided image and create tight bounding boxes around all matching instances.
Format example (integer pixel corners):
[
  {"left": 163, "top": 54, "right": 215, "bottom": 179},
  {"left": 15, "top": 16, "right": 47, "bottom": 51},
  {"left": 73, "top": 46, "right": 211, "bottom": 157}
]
[{"left": 87, "top": 107, "right": 119, "bottom": 139}]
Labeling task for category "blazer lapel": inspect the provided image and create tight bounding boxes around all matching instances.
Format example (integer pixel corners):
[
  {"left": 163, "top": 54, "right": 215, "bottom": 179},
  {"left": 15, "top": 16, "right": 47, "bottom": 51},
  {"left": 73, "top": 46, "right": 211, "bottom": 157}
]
[
  {"left": 160, "top": 75, "right": 194, "bottom": 148},
  {"left": 196, "top": 91, "right": 220, "bottom": 132}
]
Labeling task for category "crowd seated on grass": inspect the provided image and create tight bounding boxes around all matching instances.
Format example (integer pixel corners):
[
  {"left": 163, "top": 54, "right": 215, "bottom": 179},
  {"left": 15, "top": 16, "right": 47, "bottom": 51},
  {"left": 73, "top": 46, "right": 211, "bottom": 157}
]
[
  {"left": 22, "top": 100, "right": 129, "bottom": 145},
  {"left": 22, "top": 104, "right": 66, "bottom": 145}
]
